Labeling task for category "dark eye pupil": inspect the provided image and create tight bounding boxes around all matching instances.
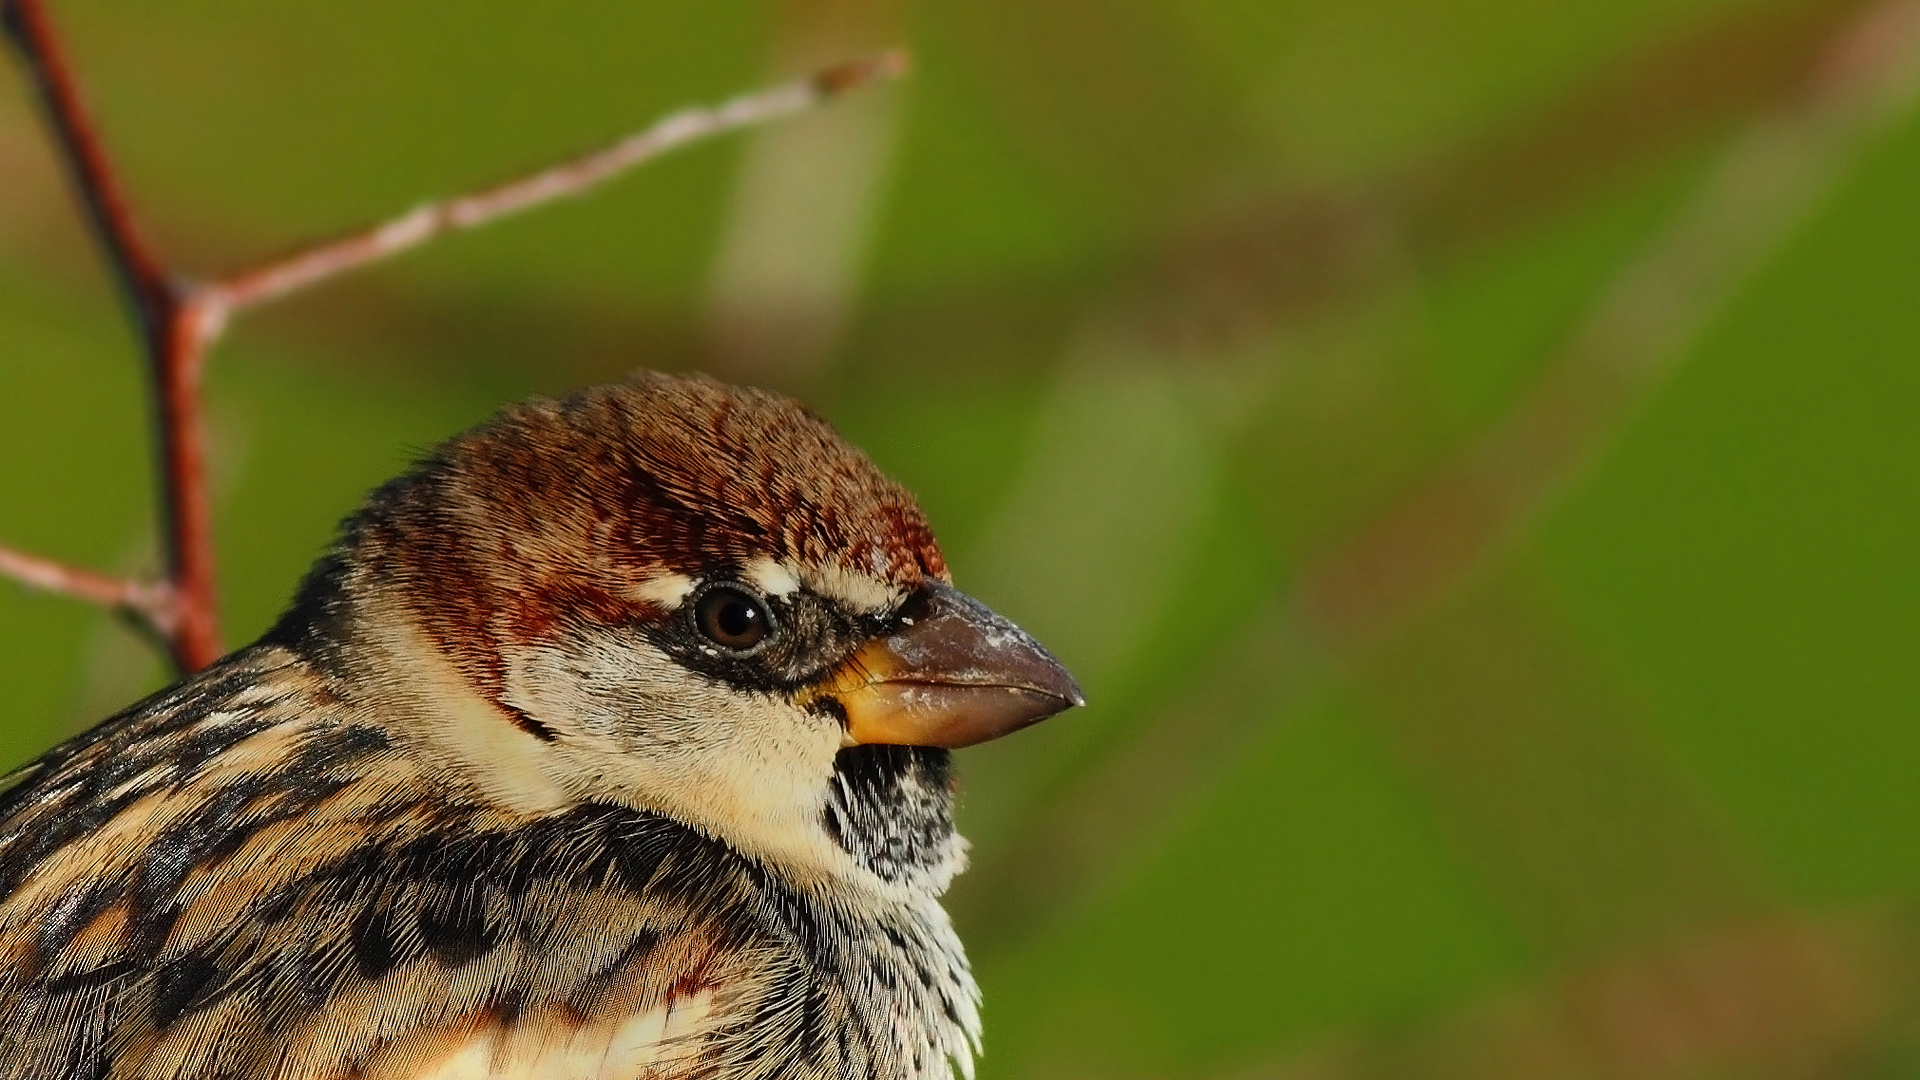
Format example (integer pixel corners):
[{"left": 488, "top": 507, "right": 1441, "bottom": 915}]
[
  {"left": 697, "top": 588, "right": 769, "bottom": 650},
  {"left": 716, "top": 600, "right": 756, "bottom": 637}
]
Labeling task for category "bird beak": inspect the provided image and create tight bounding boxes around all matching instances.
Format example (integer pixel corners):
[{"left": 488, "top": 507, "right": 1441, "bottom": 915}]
[{"left": 812, "top": 582, "right": 1084, "bottom": 749}]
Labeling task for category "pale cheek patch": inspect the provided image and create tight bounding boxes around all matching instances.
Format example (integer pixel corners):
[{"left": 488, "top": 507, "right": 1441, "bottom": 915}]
[
  {"left": 363, "top": 605, "right": 574, "bottom": 817},
  {"left": 499, "top": 627, "right": 857, "bottom": 880}
]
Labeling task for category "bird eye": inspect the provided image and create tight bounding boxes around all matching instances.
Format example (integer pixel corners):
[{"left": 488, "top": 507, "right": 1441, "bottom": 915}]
[{"left": 694, "top": 585, "right": 773, "bottom": 653}]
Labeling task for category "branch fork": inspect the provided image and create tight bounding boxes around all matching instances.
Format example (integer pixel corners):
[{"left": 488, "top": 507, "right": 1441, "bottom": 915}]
[{"left": 0, "top": 0, "right": 904, "bottom": 672}]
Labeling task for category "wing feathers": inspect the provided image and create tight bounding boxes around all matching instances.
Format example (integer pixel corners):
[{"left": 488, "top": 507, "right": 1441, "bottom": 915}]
[{"left": 368, "top": 988, "right": 716, "bottom": 1080}]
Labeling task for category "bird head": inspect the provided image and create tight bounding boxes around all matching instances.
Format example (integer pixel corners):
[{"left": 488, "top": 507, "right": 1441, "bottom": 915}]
[{"left": 284, "top": 373, "right": 1081, "bottom": 896}]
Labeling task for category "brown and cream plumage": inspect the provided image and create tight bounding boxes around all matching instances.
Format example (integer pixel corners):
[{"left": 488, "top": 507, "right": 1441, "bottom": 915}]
[{"left": 0, "top": 373, "right": 1081, "bottom": 1080}]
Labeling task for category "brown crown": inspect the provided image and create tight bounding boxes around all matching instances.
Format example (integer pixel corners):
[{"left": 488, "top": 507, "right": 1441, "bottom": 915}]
[{"left": 342, "top": 373, "right": 946, "bottom": 685}]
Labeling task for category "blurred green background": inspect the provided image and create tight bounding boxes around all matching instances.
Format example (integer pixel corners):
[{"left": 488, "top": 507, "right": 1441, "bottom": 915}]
[{"left": 5, "top": 0, "right": 1920, "bottom": 1075}]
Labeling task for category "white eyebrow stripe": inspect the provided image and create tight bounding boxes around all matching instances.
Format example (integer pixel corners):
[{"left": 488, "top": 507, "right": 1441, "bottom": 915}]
[
  {"left": 741, "top": 557, "right": 905, "bottom": 614},
  {"left": 807, "top": 564, "right": 903, "bottom": 615},
  {"left": 631, "top": 572, "right": 697, "bottom": 609},
  {"left": 743, "top": 557, "right": 802, "bottom": 598}
]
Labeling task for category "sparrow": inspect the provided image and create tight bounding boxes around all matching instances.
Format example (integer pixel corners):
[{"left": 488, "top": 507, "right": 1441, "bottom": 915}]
[{"left": 0, "top": 372, "right": 1081, "bottom": 1080}]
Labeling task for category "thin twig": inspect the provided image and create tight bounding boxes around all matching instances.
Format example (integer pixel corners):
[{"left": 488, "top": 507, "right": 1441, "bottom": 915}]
[
  {"left": 208, "top": 50, "right": 910, "bottom": 317},
  {"left": 0, "top": 544, "right": 175, "bottom": 635},
  {"left": 0, "top": 0, "right": 905, "bottom": 673}
]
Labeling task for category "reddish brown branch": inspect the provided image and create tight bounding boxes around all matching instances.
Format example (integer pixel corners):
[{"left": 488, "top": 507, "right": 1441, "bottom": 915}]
[
  {"left": 152, "top": 302, "right": 222, "bottom": 669},
  {"left": 0, "top": 0, "right": 904, "bottom": 673},
  {"left": 1, "top": 0, "right": 170, "bottom": 326},
  {"left": 4, "top": 0, "right": 220, "bottom": 670}
]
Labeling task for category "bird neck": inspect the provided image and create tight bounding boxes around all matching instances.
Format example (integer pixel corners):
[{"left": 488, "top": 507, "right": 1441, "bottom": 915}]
[
  {"left": 757, "top": 862, "right": 982, "bottom": 1079},
  {"left": 822, "top": 744, "right": 966, "bottom": 895}
]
